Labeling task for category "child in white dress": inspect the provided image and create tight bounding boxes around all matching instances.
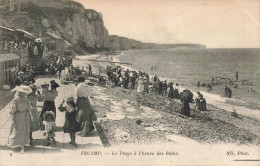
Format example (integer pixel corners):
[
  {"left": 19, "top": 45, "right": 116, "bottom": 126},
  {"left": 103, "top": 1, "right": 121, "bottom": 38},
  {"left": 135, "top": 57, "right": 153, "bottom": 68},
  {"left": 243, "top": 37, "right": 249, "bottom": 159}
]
[{"left": 42, "top": 111, "right": 56, "bottom": 146}]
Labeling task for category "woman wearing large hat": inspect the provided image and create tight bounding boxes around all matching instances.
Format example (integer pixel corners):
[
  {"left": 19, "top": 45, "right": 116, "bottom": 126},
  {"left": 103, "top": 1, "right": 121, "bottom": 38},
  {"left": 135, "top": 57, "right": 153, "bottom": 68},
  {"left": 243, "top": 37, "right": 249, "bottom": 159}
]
[
  {"left": 74, "top": 77, "right": 96, "bottom": 137},
  {"left": 8, "top": 85, "right": 34, "bottom": 154},
  {"left": 40, "top": 80, "right": 60, "bottom": 121}
]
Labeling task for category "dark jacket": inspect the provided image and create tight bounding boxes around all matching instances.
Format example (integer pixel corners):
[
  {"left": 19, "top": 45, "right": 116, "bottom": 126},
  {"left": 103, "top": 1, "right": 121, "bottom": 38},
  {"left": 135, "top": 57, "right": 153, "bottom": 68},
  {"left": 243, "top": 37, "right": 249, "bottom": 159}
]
[{"left": 14, "top": 77, "right": 23, "bottom": 86}]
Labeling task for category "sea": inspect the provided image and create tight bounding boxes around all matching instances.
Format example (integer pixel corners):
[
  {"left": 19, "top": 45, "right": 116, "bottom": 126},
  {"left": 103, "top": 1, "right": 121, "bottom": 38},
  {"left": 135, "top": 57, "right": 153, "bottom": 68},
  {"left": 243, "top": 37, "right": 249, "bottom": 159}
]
[{"left": 117, "top": 48, "right": 260, "bottom": 111}]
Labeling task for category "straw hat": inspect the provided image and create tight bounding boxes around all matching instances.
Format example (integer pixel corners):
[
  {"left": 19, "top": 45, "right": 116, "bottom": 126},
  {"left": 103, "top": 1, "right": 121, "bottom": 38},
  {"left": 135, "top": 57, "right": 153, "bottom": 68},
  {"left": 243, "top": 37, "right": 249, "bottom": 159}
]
[
  {"left": 43, "top": 111, "right": 55, "bottom": 121},
  {"left": 11, "top": 85, "right": 32, "bottom": 94},
  {"left": 35, "top": 38, "right": 42, "bottom": 43}
]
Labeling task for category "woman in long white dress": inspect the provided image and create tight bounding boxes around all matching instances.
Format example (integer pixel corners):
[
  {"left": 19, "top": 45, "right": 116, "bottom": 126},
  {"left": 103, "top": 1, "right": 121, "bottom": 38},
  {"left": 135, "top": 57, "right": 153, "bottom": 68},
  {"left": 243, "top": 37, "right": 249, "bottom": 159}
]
[{"left": 8, "top": 85, "right": 34, "bottom": 154}]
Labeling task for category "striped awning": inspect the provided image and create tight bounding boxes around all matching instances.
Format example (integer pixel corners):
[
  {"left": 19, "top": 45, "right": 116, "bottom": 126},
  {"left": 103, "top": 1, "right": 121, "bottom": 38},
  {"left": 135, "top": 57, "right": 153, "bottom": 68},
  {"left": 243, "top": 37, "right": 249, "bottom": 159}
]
[{"left": 0, "top": 53, "right": 20, "bottom": 62}]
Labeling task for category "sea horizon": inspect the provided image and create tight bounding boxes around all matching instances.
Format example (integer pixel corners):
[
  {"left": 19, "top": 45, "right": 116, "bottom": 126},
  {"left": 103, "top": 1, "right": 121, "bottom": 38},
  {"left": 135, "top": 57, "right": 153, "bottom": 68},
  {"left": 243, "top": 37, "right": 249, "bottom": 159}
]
[{"left": 115, "top": 48, "right": 260, "bottom": 112}]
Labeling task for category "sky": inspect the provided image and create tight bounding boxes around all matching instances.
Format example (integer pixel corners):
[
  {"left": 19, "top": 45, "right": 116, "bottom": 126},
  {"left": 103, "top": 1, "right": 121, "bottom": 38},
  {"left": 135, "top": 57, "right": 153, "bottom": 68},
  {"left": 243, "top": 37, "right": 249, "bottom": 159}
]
[{"left": 76, "top": 0, "right": 260, "bottom": 48}]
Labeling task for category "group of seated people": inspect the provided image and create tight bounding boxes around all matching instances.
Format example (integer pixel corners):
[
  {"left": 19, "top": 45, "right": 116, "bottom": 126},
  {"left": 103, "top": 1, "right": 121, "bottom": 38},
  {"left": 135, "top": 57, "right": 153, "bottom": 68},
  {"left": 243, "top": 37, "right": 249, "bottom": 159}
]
[{"left": 15, "top": 70, "right": 36, "bottom": 87}]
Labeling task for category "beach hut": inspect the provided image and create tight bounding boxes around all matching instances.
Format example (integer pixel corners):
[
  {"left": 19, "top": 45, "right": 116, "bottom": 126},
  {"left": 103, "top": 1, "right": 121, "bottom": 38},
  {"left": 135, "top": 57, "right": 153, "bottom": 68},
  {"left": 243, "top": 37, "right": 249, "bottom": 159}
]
[{"left": 0, "top": 53, "right": 20, "bottom": 90}]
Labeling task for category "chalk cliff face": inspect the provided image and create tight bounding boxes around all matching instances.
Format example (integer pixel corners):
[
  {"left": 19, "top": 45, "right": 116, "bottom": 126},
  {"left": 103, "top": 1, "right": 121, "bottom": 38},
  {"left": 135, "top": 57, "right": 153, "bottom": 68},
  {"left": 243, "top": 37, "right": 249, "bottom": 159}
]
[
  {"left": 1, "top": 0, "right": 110, "bottom": 49},
  {"left": 108, "top": 35, "right": 206, "bottom": 50},
  {"left": 0, "top": 0, "right": 205, "bottom": 52},
  {"left": 49, "top": 8, "right": 110, "bottom": 48}
]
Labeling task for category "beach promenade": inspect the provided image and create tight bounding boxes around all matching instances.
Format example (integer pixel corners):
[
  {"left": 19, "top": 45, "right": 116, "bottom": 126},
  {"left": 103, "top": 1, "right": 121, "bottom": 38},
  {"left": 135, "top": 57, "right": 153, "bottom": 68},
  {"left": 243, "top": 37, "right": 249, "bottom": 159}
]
[{"left": 0, "top": 77, "right": 103, "bottom": 155}]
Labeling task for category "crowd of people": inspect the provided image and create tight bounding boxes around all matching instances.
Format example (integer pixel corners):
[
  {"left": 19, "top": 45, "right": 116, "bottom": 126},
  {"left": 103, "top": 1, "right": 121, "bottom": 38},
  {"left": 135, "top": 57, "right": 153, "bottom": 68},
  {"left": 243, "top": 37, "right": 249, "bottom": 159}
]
[
  {"left": 9, "top": 58, "right": 237, "bottom": 153},
  {"left": 105, "top": 65, "right": 179, "bottom": 96},
  {"left": 105, "top": 65, "right": 208, "bottom": 116},
  {"left": 8, "top": 75, "right": 96, "bottom": 153},
  {"left": 15, "top": 70, "right": 35, "bottom": 86},
  {"left": 31, "top": 54, "right": 73, "bottom": 77},
  {"left": 14, "top": 52, "right": 78, "bottom": 83},
  {"left": 28, "top": 39, "right": 45, "bottom": 59}
]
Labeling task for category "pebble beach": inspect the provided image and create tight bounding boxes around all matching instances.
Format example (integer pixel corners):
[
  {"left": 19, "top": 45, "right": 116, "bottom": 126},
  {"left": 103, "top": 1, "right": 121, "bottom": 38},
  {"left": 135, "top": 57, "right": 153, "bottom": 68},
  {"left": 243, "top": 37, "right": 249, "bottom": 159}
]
[{"left": 74, "top": 54, "right": 260, "bottom": 146}]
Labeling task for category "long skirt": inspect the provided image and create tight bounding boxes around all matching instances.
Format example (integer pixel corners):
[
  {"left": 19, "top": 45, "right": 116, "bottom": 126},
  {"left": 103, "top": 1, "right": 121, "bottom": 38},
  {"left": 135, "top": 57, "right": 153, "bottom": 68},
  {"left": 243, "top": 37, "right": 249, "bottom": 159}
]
[
  {"left": 40, "top": 101, "right": 56, "bottom": 121},
  {"left": 30, "top": 106, "right": 42, "bottom": 132},
  {"left": 63, "top": 111, "right": 81, "bottom": 133},
  {"left": 198, "top": 99, "right": 207, "bottom": 111},
  {"left": 9, "top": 111, "right": 30, "bottom": 146},
  {"left": 143, "top": 84, "right": 149, "bottom": 93},
  {"left": 76, "top": 97, "right": 96, "bottom": 136},
  {"left": 168, "top": 89, "right": 174, "bottom": 99},
  {"left": 181, "top": 102, "right": 190, "bottom": 116}
]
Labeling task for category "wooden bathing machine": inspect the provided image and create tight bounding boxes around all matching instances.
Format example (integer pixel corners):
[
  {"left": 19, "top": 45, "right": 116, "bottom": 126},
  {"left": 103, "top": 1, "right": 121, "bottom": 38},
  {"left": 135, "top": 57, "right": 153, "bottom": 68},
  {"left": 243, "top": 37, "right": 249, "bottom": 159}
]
[{"left": 0, "top": 53, "right": 20, "bottom": 90}]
